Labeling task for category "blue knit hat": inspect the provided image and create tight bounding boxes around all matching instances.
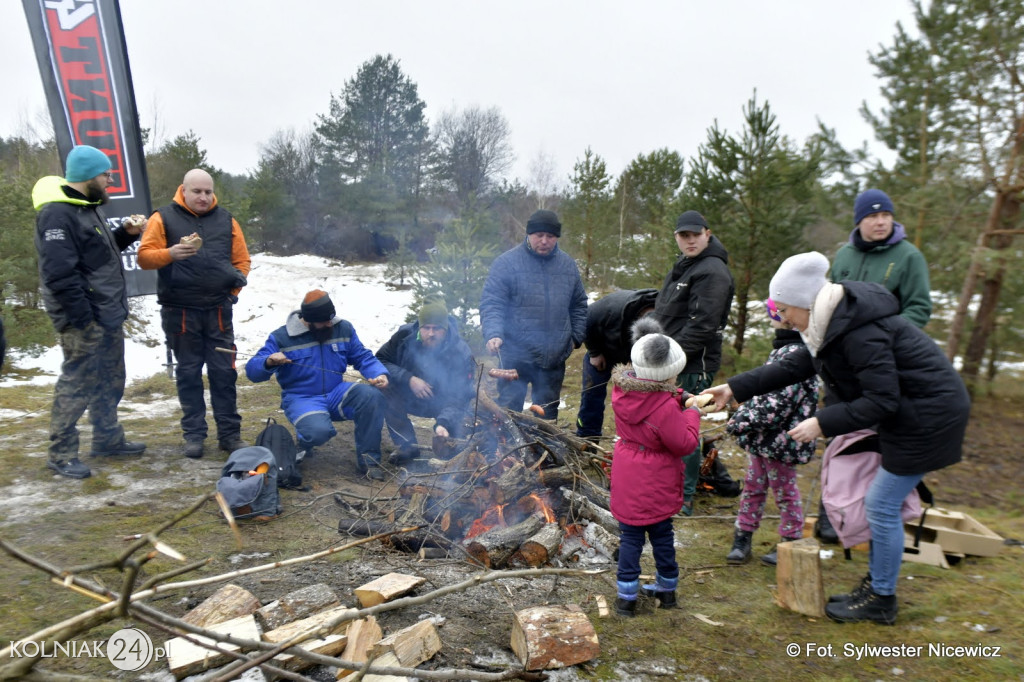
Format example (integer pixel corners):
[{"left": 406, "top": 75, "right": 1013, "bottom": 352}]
[
  {"left": 853, "top": 189, "right": 895, "bottom": 226},
  {"left": 65, "top": 145, "right": 111, "bottom": 182}
]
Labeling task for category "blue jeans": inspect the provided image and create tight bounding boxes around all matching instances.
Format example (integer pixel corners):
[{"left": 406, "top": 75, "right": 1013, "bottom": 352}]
[
  {"left": 575, "top": 351, "right": 611, "bottom": 438},
  {"left": 496, "top": 359, "right": 566, "bottom": 420},
  {"left": 865, "top": 466, "right": 924, "bottom": 595},
  {"left": 617, "top": 518, "right": 678, "bottom": 583}
]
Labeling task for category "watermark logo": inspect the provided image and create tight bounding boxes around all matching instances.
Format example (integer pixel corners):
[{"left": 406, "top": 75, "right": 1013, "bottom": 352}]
[{"left": 106, "top": 628, "right": 155, "bottom": 672}]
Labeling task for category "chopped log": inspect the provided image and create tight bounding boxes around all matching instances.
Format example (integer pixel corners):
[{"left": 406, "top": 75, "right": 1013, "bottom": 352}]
[
  {"left": 369, "top": 618, "right": 442, "bottom": 667},
  {"left": 255, "top": 583, "right": 340, "bottom": 631},
  {"left": 337, "top": 651, "right": 411, "bottom": 681},
  {"left": 510, "top": 604, "right": 600, "bottom": 671},
  {"left": 418, "top": 547, "right": 448, "bottom": 560},
  {"left": 582, "top": 521, "right": 619, "bottom": 561},
  {"left": 354, "top": 572, "right": 427, "bottom": 608},
  {"left": 518, "top": 523, "right": 564, "bottom": 567},
  {"left": 594, "top": 595, "right": 609, "bottom": 618},
  {"left": 463, "top": 513, "right": 546, "bottom": 568},
  {"left": 562, "top": 488, "right": 618, "bottom": 535},
  {"left": 337, "top": 615, "right": 383, "bottom": 678},
  {"left": 181, "top": 583, "right": 260, "bottom": 628},
  {"left": 271, "top": 634, "right": 347, "bottom": 676},
  {"left": 165, "top": 613, "right": 259, "bottom": 679},
  {"left": 261, "top": 605, "right": 357, "bottom": 643},
  {"left": 776, "top": 538, "right": 825, "bottom": 617}
]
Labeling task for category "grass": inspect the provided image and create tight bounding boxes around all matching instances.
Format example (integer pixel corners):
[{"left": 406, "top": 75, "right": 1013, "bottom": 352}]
[{"left": 1, "top": 349, "right": 1022, "bottom": 680}]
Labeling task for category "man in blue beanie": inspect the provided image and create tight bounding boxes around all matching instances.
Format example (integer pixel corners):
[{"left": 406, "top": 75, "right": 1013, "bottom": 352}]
[
  {"left": 831, "top": 188, "right": 931, "bottom": 328},
  {"left": 32, "top": 145, "right": 147, "bottom": 479},
  {"left": 480, "top": 209, "right": 587, "bottom": 420}
]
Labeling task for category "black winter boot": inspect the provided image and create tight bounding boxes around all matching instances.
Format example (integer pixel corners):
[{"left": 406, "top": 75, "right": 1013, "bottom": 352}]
[
  {"left": 641, "top": 574, "right": 679, "bottom": 609},
  {"left": 828, "top": 574, "right": 873, "bottom": 603},
  {"left": 614, "top": 597, "right": 637, "bottom": 617},
  {"left": 814, "top": 501, "right": 839, "bottom": 544},
  {"left": 761, "top": 546, "right": 779, "bottom": 566},
  {"left": 825, "top": 589, "right": 898, "bottom": 625},
  {"left": 726, "top": 530, "right": 753, "bottom": 564}
]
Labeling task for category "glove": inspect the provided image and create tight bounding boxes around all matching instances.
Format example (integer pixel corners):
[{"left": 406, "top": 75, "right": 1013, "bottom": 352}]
[{"left": 684, "top": 393, "right": 716, "bottom": 413}]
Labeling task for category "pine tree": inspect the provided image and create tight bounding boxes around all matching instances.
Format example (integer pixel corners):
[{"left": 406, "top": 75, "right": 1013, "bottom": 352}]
[{"left": 561, "top": 148, "right": 614, "bottom": 287}]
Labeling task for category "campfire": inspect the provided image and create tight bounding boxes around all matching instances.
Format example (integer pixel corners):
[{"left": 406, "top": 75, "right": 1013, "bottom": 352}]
[{"left": 336, "top": 390, "right": 620, "bottom": 569}]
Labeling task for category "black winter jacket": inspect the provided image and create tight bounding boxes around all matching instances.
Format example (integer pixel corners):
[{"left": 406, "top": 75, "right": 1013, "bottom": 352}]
[
  {"left": 728, "top": 281, "right": 969, "bottom": 475},
  {"left": 375, "top": 316, "right": 476, "bottom": 433},
  {"left": 155, "top": 202, "right": 245, "bottom": 308},
  {"left": 583, "top": 289, "right": 658, "bottom": 367},
  {"left": 32, "top": 177, "right": 137, "bottom": 332},
  {"left": 652, "top": 236, "right": 735, "bottom": 376}
]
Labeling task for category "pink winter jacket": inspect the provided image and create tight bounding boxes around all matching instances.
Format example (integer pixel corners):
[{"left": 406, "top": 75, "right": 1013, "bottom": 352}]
[{"left": 609, "top": 365, "right": 701, "bottom": 526}]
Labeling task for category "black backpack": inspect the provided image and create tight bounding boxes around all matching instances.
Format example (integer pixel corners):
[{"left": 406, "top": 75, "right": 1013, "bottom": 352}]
[
  {"left": 216, "top": 446, "right": 281, "bottom": 520},
  {"left": 254, "top": 417, "right": 303, "bottom": 489}
]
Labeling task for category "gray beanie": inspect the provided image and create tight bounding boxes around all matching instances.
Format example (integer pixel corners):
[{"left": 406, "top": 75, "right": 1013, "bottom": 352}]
[
  {"left": 769, "top": 252, "right": 830, "bottom": 309},
  {"left": 630, "top": 318, "right": 686, "bottom": 381}
]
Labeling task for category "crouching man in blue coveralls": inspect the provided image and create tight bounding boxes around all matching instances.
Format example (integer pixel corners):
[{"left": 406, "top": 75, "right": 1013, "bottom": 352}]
[{"left": 245, "top": 290, "right": 390, "bottom": 480}]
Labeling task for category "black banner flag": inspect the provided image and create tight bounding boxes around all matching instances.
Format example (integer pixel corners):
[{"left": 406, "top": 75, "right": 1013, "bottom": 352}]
[{"left": 22, "top": 0, "right": 156, "bottom": 296}]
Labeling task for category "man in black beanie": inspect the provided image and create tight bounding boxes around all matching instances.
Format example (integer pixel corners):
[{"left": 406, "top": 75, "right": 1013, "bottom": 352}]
[{"left": 480, "top": 209, "right": 587, "bottom": 420}]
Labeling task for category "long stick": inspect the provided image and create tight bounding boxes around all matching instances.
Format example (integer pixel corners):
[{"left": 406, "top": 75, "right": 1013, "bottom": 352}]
[{"left": 216, "top": 347, "right": 363, "bottom": 380}]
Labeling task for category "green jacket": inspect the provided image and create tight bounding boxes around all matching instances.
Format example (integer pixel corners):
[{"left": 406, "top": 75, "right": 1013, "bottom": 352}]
[{"left": 830, "top": 222, "right": 931, "bottom": 328}]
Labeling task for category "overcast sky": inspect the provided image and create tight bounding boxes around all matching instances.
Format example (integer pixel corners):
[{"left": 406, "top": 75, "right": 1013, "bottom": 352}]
[{"left": 3, "top": 1, "right": 919, "bottom": 186}]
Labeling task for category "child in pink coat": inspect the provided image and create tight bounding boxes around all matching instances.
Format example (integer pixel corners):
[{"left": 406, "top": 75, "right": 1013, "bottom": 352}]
[{"left": 610, "top": 318, "right": 702, "bottom": 616}]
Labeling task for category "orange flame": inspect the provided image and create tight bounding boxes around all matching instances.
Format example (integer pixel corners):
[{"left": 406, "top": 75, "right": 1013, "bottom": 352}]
[
  {"left": 465, "top": 504, "right": 507, "bottom": 539},
  {"left": 529, "top": 492, "right": 556, "bottom": 524}
]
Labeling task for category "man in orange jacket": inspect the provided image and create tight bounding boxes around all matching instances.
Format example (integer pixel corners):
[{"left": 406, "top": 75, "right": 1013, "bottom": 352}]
[{"left": 138, "top": 169, "right": 251, "bottom": 458}]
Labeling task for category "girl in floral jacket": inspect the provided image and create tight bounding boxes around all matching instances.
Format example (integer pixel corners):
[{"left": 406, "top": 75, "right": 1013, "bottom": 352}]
[
  {"left": 610, "top": 319, "right": 702, "bottom": 616},
  {"left": 724, "top": 299, "right": 818, "bottom": 566}
]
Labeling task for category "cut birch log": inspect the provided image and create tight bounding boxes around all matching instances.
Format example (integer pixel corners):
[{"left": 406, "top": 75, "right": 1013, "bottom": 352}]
[
  {"left": 517, "top": 523, "right": 564, "bottom": 567},
  {"left": 510, "top": 604, "right": 600, "bottom": 671},
  {"left": 336, "top": 615, "right": 383, "bottom": 678},
  {"left": 270, "top": 634, "right": 347, "bottom": 676},
  {"left": 354, "top": 572, "right": 427, "bottom": 608},
  {"left": 255, "top": 583, "right": 341, "bottom": 631},
  {"left": 583, "top": 521, "right": 620, "bottom": 561},
  {"left": 775, "top": 538, "right": 825, "bottom": 617},
  {"left": 368, "top": 618, "right": 442, "bottom": 667},
  {"left": 165, "top": 613, "right": 259, "bottom": 679},
  {"left": 463, "top": 513, "right": 546, "bottom": 568},
  {"left": 181, "top": 583, "right": 260, "bottom": 628},
  {"left": 562, "top": 488, "right": 618, "bottom": 535}
]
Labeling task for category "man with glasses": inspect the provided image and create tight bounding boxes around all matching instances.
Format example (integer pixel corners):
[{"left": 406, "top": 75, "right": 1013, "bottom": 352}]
[
  {"left": 139, "top": 169, "right": 251, "bottom": 459},
  {"left": 32, "top": 145, "right": 147, "bottom": 479}
]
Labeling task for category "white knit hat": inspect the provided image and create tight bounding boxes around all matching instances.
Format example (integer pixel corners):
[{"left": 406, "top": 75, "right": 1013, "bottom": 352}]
[
  {"left": 630, "top": 318, "right": 686, "bottom": 381},
  {"left": 769, "top": 251, "right": 830, "bottom": 309}
]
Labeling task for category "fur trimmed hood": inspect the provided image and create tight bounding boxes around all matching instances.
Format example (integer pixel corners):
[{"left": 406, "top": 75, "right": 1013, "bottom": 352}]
[{"left": 611, "top": 363, "right": 678, "bottom": 393}]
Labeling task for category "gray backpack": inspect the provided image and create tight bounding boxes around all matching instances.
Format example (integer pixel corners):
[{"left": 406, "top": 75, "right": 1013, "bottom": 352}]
[{"left": 216, "top": 446, "right": 282, "bottom": 520}]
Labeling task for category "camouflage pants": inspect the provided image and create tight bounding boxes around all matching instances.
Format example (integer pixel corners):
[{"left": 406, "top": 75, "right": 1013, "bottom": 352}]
[{"left": 48, "top": 323, "right": 126, "bottom": 460}]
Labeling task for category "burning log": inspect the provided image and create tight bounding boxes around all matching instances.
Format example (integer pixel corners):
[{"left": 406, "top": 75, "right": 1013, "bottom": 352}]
[
  {"left": 517, "top": 523, "right": 565, "bottom": 567},
  {"left": 463, "top": 513, "right": 546, "bottom": 568},
  {"left": 582, "top": 521, "right": 619, "bottom": 561},
  {"left": 561, "top": 488, "right": 618, "bottom": 536}
]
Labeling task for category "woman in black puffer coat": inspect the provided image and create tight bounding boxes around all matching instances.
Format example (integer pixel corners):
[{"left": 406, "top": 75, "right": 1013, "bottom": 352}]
[{"left": 703, "top": 252, "right": 970, "bottom": 626}]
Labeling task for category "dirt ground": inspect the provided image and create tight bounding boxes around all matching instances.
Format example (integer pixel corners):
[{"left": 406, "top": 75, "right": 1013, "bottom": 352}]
[{"left": 1, "top": 366, "right": 1022, "bottom": 681}]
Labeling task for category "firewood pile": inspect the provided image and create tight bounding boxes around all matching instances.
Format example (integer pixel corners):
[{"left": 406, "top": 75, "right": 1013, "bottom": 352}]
[{"left": 336, "top": 391, "right": 621, "bottom": 569}]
